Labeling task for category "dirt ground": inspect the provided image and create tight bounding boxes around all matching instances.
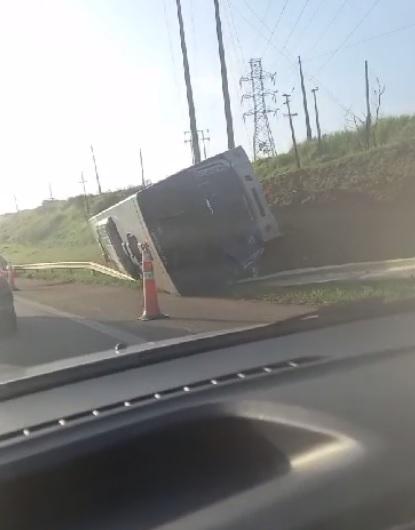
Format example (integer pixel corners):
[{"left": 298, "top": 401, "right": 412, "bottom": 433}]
[{"left": 260, "top": 199, "right": 415, "bottom": 274}]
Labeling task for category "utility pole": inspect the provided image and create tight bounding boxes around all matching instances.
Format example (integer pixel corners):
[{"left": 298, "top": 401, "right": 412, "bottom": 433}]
[
  {"left": 139, "top": 147, "right": 145, "bottom": 188},
  {"left": 184, "top": 131, "right": 195, "bottom": 164},
  {"left": 298, "top": 56, "right": 312, "bottom": 141},
  {"left": 240, "top": 58, "right": 277, "bottom": 160},
  {"left": 311, "top": 87, "right": 322, "bottom": 147},
  {"left": 184, "top": 129, "right": 211, "bottom": 161},
  {"left": 78, "top": 172, "right": 89, "bottom": 216},
  {"left": 364, "top": 59, "right": 371, "bottom": 149},
  {"left": 199, "top": 129, "right": 210, "bottom": 160},
  {"left": 90, "top": 144, "right": 102, "bottom": 194},
  {"left": 282, "top": 93, "right": 300, "bottom": 169},
  {"left": 176, "top": 0, "right": 201, "bottom": 164},
  {"left": 213, "top": 0, "right": 235, "bottom": 150},
  {"left": 48, "top": 183, "right": 54, "bottom": 200},
  {"left": 13, "top": 195, "right": 19, "bottom": 212}
]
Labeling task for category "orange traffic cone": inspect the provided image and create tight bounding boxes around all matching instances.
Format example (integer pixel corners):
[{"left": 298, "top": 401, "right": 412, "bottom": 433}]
[
  {"left": 7, "top": 264, "right": 18, "bottom": 291},
  {"left": 139, "top": 243, "right": 167, "bottom": 321}
]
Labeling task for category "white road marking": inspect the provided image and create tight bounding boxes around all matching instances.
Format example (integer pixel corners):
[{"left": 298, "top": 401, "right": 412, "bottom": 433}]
[{"left": 15, "top": 296, "right": 147, "bottom": 346}]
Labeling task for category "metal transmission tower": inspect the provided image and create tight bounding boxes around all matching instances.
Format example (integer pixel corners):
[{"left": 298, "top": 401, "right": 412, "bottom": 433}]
[{"left": 240, "top": 58, "right": 277, "bottom": 160}]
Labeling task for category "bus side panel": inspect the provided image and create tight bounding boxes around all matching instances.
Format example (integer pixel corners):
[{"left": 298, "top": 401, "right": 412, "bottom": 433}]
[{"left": 90, "top": 195, "right": 178, "bottom": 294}]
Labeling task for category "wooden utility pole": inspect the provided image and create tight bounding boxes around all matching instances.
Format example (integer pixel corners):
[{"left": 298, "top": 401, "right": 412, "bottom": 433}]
[
  {"left": 311, "top": 87, "right": 322, "bottom": 147},
  {"left": 184, "top": 129, "right": 210, "bottom": 161},
  {"left": 176, "top": 0, "right": 201, "bottom": 164},
  {"left": 213, "top": 0, "right": 235, "bottom": 150},
  {"left": 282, "top": 93, "right": 301, "bottom": 169},
  {"left": 198, "top": 129, "right": 210, "bottom": 160},
  {"left": 298, "top": 56, "right": 312, "bottom": 141},
  {"left": 90, "top": 145, "right": 102, "bottom": 194},
  {"left": 139, "top": 148, "right": 145, "bottom": 188},
  {"left": 78, "top": 172, "right": 89, "bottom": 216},
  {"left": 365, "top": 59, "right": 371, "bottom": 149},
  {"left": 184, "top": 131, "right": 195, "bottom": 164},
  {"left": 13, "top": 195, "right": 19, "bottom": 212}
]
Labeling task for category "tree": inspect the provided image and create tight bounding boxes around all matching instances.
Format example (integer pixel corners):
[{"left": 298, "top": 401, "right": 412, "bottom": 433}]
[
  {"left": 344, "top": 110, "right": 366, "bottom": 150},
  {"left": 371, "top": 78, "right": 386, "bottom": 146}
]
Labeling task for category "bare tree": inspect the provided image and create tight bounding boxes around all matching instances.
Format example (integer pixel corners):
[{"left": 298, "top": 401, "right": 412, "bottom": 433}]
[
  {"left": 371, "top": 78, "right": 386, "bottom": 146},
  {"left": 345, "top": 109, "right": 366, "bottom": 150}
]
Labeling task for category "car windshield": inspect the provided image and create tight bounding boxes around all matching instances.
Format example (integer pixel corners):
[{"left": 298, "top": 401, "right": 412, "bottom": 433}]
[{"left": 0, "top": 0, "right": 413, "bottom": 383}]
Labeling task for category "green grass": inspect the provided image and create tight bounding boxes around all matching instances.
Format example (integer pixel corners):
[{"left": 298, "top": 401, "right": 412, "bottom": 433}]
[
  {"left": 1, "top": 243, "right": 102, "bottom": 264},
  {"left": 254, "top": 115, "right": 415, "bottom": 178},
  {"left": 233, "top": 279, "right": 415, "bottom": 306},
  {"left": 254, "top": 115, "right": 415, "bottom": 207},
  {"left": 0, "top": 187, "right": 143, "bottom": 265}
]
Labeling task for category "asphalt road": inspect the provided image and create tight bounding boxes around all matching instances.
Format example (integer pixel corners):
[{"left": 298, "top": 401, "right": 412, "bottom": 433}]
[
  {"left": 1, "top": 296, "right": 146, "bottom": 368},
  {"left": 0, "top": 279, "right": 310, "bottom": 375}
]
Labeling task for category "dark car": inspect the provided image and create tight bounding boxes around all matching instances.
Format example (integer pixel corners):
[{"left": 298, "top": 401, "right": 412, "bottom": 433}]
[
  {"left": 0, "top": 255, "right": 7, "bottom": 275},
  {"left": 0, "top": 276, "right": 17, "bottom": 336}
]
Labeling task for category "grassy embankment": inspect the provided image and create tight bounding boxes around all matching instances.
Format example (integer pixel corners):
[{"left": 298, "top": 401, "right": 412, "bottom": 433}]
[
  {"left": 255, "top": 115, "right": 415, "bottom": 199},
  {"left": 232, "top": 279, "right": 415, "bottom": 306},
  {"left": 0, "top": 189, "right": 140, "bottom": 285}
]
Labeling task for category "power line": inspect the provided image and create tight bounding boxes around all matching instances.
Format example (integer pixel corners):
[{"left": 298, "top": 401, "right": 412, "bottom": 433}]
[
  {"left": 294, "top": 0, "right": 327, "bottom": 46},
  {"left": 243, "top": 0, "right": 269, "bottom": 30},
  {"left": 231, "top": 1, "right": 359, "bottom": 119},
  {"left": 223, "top": 0, "right": 245, "bottom": 71},
  {"left": 280, "top": 45, "right": 361, "bottom": 118},
  {"left": 214, "top": 0, "right": 235, "bottom": 150},
  {"left": 226, "top": 0, "right": 246, "bottom": 67},
  {"left": 262, "top": 0, "right": 274, "bottom": 17},
  {"left": 261, "top": 0, "right": 274, "bottom": 22},
  {"left": 317, "top": 0, "right": 382, "bottom": 72},
  {"left": 262, "top": 0, "right": 290, "bottom": 57},
  {"left": 281, "top": 0, "right": 311, "bottom": 50},
  {"left": 222, "top": 0, "right": 252, "bottom": 151},
  {"left": 309, "top": 0, "right": 349, "bottom": 53},
  {"left": 189, "top": 0, "right": 199, "bottom": 79},
  {"left": 162, "top": 0, "right": 186, "bottom": 119},
  {"left": 304, "top": 21, "right": 415, "bottom": 62},
  {"left": 232, "top": 0, "right": 364, "bottom": 132},
  {"left": 175, "top": 0, "right": 201, "bottom": 164}
]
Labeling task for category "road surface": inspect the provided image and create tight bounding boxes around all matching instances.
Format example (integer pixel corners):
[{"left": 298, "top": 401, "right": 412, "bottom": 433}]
[{"left": 0, "top": 278, "right": 311, "bottom": 374}]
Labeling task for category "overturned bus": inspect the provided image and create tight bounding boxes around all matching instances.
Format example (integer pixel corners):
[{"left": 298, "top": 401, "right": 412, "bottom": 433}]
[{"left": 89, "top": 147, "right": 280, "bottom": 295}]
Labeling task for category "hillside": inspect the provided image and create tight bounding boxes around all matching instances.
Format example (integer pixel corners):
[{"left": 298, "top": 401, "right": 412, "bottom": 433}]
[
  {"left": 255, "top": 115, "right": 415, "bottom": 206},
  {"left": 1, "top": 115, "right": 414, "bottom": 267},
  {"left": 0, "top": 188, "right": 141, "bottom": 264}
]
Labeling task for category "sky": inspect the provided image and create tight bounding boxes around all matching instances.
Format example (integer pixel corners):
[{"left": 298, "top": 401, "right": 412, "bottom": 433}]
[{"left": 0, "top": 0, "right": 414, "bottom": 213}]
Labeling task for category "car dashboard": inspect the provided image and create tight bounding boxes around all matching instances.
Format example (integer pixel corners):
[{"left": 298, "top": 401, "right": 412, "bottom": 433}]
[{"left": 1, "top": 312, "right": 415, "bottom": 529}]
